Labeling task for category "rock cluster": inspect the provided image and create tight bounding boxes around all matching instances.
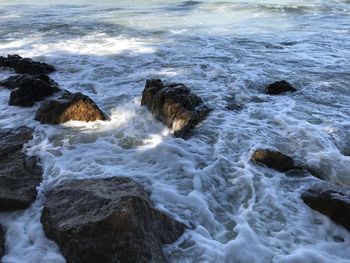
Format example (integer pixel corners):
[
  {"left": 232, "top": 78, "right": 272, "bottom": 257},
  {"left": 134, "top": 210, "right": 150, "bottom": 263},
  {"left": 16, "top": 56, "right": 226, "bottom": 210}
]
[
  {"left": 0, "top": 74, "right": 60, "bottom": 107},
  {"left": 0, "top": 54, "right": 56, "bottom": 75},
  {"left": 141, "top": 79, "right": 210, "bottom": 137},
  {"left": 41, "top": 177, "right": 186, "bottom": 263},
  {"left": 0, "top": 127, "right": 42, "bottom": 210}
]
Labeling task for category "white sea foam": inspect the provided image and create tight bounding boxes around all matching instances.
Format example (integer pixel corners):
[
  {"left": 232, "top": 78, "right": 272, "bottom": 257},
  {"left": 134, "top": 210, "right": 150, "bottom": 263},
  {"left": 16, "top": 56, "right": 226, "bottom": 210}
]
[{"left": 0, "top": 0, "right": 350, "bottom": 262}]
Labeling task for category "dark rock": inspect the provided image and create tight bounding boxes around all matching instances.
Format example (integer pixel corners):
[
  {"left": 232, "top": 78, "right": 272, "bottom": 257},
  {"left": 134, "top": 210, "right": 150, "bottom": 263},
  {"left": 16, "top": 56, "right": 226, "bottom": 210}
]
[
  {"left": 0, "top": 127, "right": 42, "bottom": 211},
  {"left": 251, "top": 149, "right": 304, "bottom": 172},
  {"left": 0, "top": 74, "right": 60, "bottom": 107},
  {"left": 0, "top": 225, "right": 4, "bottom": 259},
  {"left": 301, "top": 183, "right": 350, "bottom": 231},
  {"left": 41, "top": 177, "right": 186, "bottom": 263},
  {"left": 0, "top": 54, "right": 56, "bottom": 75},
  {"left": 141, "top": 79, "right": 210, "bottom": 138},
  {"left": 265, "top": 80, "right": 296, "bottom": 95},
  {"left": 35, "top": 92, "right": 106, "bottom": 124}
]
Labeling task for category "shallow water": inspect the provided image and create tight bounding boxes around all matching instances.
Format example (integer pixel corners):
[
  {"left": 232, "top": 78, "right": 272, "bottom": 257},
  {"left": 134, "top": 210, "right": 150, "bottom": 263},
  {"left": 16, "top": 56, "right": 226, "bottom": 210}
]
[{"left": 0, "top": 0, "right": 350, "bottom": 262}]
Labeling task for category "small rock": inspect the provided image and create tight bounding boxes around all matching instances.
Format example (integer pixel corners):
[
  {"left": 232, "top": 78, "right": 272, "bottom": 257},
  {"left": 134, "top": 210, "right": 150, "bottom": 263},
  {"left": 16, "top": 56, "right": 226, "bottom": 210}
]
[
  {"left": 265, "top": 80, "right": 296, "bottom": 95},
  {"left": 0, "top": 225, "right": 4, "bottom": 259},
  {"left": 0, "top": 54, "right": 56, "bottom": 75},
  {"left": 35, "top": 92, "right": 106, "bottom": 124},
  {"left": 141, "top": 79, "right": 210, "bottom": 138},
  {"left": 301, "top": 183, "right": 350, "bottom": 231},
  {"left": 0, "top": 127, "right": 42, "bottom": 211},
  {"left": 0, "top": 74, "right": 60, "bottom": 107},
  {"left": 41, "top": 177, "right": 186, "bottom": 263},
  {"left": 251, "top": 149, "right": 304, "bottom": 172}
]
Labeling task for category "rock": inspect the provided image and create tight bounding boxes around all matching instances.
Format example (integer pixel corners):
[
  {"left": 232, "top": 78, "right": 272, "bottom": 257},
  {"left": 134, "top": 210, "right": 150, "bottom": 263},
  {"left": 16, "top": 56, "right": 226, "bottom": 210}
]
[
  {"left": 41, "top": 177, "right": 186, "bottom": 263},
  {"left": 35, "top": 92, "right": 106, "bottom": 124},
  {"left": 0, "top": 54, "right": 56, "bottom": 75},
  {"left": 0, "top": 127, "right": 42, "bottom": 211},
  {"left": 265, "top": 80, "right": 296, "bottom": 95},
  {"left": 0, "top": 74, "right": 60, "bottom": 107},
  {"left": 251, "top": 149, "right": 304, "bottom": 172},
  {"left": 0, "top": 225, "right": 4, "bottom": 259},
  {"left": 301, "top": 183, "right": 350, "bottom": 231},
  {"left": 141, "top": 79, "right": 210, "bottom": 138}
]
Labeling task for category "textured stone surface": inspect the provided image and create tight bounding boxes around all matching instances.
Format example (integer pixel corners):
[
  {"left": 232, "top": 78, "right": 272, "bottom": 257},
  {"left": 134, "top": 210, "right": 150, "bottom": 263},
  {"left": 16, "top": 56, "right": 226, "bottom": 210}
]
[
  {"left": 35, "top": 92, "right": 106, "bottom": 124},
  {"left": 141, "top": 79, "right": 210, "bottom": 138},
  {"left": 41, "top": 177, "right": 186, "bottom": 263},
  {"left": 0, "top": 74, "right": 60, "bottom": 107},
  {"left": 0, "top": 54, "right": 56, "bottom": 75},
  {"left": 265, "top": 80, "right": 296, "bottom": 95},
  {"left": 0, "top": 127, "right": 42, "bottom": 211},
  {"left": 302, "top": 183, "right": 350, "bottom": 231}
]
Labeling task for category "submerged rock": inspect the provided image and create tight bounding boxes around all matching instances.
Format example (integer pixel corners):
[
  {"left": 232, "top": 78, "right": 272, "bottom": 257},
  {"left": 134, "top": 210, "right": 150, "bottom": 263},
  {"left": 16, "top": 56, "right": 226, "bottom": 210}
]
[
  {"left": 35, "top": 92, "right": 106, "bottom": 124},
  {"left": 0, "top": 54, "right": 56, "bottom": 75},
  {"left": 141, "top": 79, "right": 210, "bottom": 138},
  {"left": 0, "top": 74, "right": 60, "bottom": 107},
  {"left": 251, "top": 149, "right": 304, "bottom": 172},
  {"left": 265, "top": 80, "right": 296, "bottom": 95},
  {"left": 0, "top": 225, "right": 4, "bottom": 259},
  {"left": 0, "top": 127, "right": 42, "bottom": 210},
  {"left": 301, "top": 183, "right": 350, "bottom": 231},
  {"left": 41, "top": 177, "right": 186, "bottom": 263}
]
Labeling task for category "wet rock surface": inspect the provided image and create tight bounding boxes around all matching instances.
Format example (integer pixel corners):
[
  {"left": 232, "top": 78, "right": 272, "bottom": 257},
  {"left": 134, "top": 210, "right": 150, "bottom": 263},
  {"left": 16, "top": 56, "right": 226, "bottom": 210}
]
[
  {"left": 141, "top": 79, "right": 210, "bottom": 138},
  {"left": 251, "top": 149, "right": 304, "bottom": 172},
  {"left": 0, "top": 225, "right": 4, "bottom": 260},
  {"left": 0, "top": 54, "right": 56, "bottom": 75},
  {"left": 41, "top": 177, "right": 186, "bottom": 263},
  {"left": 0, "top": 127, "right": 42, "bottom": 211},
  {"left": 301, "top": 183, "right": 350, "bottom": 231},
  {"left": 0, "top": 74, "right": 60, "bottom": 107},
  {"left": 35, "top": 92, "right": 106, "bottom": 124},
  {"left": 265, "top": 80, "right": 296, "bottom": 95}
]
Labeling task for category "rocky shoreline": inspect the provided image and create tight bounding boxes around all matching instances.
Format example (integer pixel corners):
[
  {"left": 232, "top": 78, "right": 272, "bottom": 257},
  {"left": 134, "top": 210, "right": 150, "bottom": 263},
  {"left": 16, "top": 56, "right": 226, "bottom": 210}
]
[{"left": 0, "top": 54, "right": 349, "bottom": 262}]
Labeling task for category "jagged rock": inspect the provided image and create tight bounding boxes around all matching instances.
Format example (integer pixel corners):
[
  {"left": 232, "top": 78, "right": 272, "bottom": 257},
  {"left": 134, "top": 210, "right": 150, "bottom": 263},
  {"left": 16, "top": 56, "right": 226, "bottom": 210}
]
[
  {"left": 302, "top": 183, "right": 350, "bottom": 231},
  {"left": 0, "top": 225, "right": 4, "bottom": 259},
  {"left": 265, "top": 80, "right": 296, "bottom": 95},
  {"left": 0, "top": 74, "right": 60, "bottom": 107},
  {"left": 251, "top": 149, "right": 304, "bottom": 172},
  {"left": 0, "top": 127, "right": 42, "bottom": 210},
  {"left": 35, "top": 92, "right": 106, "bottom": 124},
  {"left": 141, "top": 79, "right": 210, "bottom": 138},
  {"left": 41, "top": 177, "right": 186, "bottom": 263},
  {"left": 0, "top": 54, "right": 56, "bottom": 75}
]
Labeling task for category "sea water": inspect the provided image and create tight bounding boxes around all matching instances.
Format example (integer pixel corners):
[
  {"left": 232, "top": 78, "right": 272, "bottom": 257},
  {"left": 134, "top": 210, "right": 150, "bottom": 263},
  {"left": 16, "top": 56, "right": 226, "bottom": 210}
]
[{"left": 0, "top": 0, "right": 350, "bottom": 262}]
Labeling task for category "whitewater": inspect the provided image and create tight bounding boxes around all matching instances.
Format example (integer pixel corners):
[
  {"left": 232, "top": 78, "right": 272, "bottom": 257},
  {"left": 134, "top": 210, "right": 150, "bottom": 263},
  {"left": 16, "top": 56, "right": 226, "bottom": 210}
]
[{"left": 0, "top": 0, "right": 350, "bottom": 262}]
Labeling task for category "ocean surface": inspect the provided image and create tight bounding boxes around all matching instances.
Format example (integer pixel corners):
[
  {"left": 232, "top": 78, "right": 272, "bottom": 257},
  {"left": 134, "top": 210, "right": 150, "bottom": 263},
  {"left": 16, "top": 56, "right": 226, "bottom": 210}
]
[{"left": 0, "top": 0, "right": 350, "bottom": 262}]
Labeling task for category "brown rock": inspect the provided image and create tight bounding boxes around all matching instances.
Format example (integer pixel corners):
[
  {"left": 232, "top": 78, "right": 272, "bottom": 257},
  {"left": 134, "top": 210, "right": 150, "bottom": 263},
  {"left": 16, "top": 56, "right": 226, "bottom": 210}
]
[
  {"left": 0, "top": 54, "right": 56, "bottom": 75},
  {"left": 0, "top": 127, "right": 42, "bottom": 211},
  {"left": 0, "top": 74, "right": 60, "bottom": 107},
  {"left": 141, "top": 79, "right": 210, "bottom": 138},
  {"left": 265, "top": 80, "right": 296, "bottom": 95},
  {"left": 41, "top": 177, "right": 186, "bottom": 263},
  {"left": 301, "top": 183, "right": 350, "bottom": 231},
  {"left": 35, "top": 92, "right": 106, "bottom": 124},
  {"left": 251, "top": 149, "right": 303, "bottom": 172}
]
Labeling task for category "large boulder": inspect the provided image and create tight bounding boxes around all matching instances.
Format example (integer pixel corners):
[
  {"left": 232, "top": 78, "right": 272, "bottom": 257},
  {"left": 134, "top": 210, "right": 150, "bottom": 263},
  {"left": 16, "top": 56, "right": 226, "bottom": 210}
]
[
  {"left": 0, "top": 225, "right": 4, "bottom": 259},
  {"left": 301, "top": 183, "right": 350, "bottom": 231},
  {"left": 265, "top": 80, "right": 296, "bottom": 95},
  {"left": 41, "top": 177, "right": 186, "bottom": 263},
  {"left": 141, "top": 79, "right": 210, "bottom": 138},
  {"left": 251, "top": 149, "right": 304, "bottom": 172},
  {"left": 0, "top": 127, "right": 42, "bottom": 210},
  {"left": 0, "top": 74, "right": 60, "bottom": 107},
  {"left": 35, "top": 92, "right": 106, "bottom": 124},
  {"left": 0, "top": 54, "right": 56, "bottom": 75}
]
